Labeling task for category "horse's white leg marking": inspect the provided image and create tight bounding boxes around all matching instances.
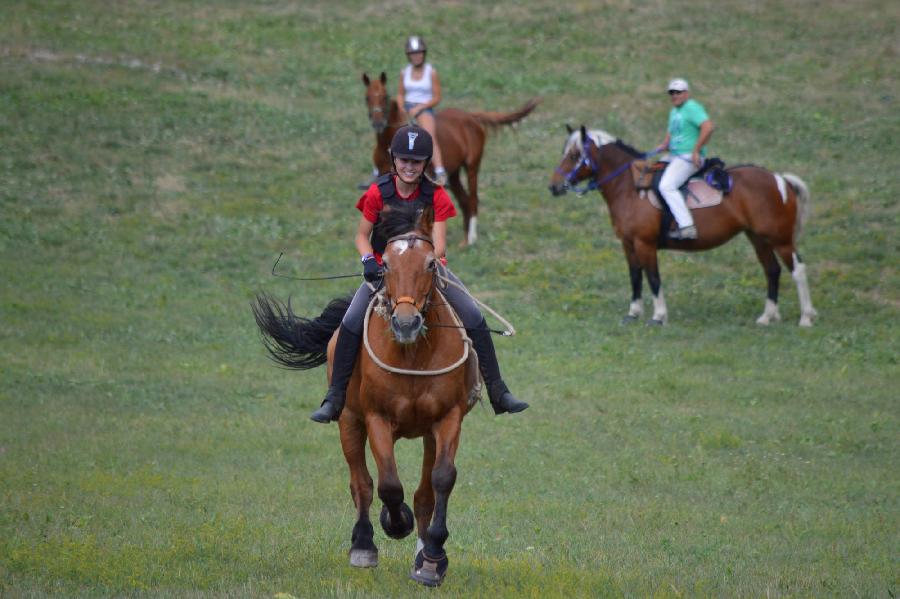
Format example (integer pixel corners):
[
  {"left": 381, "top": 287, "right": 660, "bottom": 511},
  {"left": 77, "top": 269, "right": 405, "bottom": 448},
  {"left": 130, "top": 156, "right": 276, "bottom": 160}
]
[
  {"left": 467, "top": 216, "right": 478, "bottom": 245},
  {"left": 652, "top": 290, "right": 667, "bottom": 323},
  {"left": 774, "top": 174, "right": 788, "bottom": 204},
  {"left": 415, "top": 536, "right": 425, "bottom": 558},
  {"left": 628, "top": 299, "right": 643, "bottom": 318},
  {"left": 756, "top": 298, "right": 781, "bottom": 325},
  {"left": 791, "top": 254, "right": 817, "bottom": 326}
]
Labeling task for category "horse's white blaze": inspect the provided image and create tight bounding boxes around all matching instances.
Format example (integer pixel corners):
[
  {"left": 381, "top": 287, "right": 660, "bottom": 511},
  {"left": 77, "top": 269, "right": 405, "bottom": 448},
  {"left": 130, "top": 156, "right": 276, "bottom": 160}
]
[
  {"left": 652, "top": 290, "right": 667, "bottom": 323},
  {"left": 774, "top": 174, "right": 788, "bottom": 204},
  {"left": 756, "top": 298, "right": 781, "bottom": 325},
  {"left": 628, "top": 299, "right": 643, "bottom": 317},
  {"left": 395, "top": 239, "right": 410, "bottom": 254},
  {"left": 467, "top": 216, "right": 478, "bottom": 245},
  {"left": 791, "top": 256, "right": 817, "bottom": 327}
]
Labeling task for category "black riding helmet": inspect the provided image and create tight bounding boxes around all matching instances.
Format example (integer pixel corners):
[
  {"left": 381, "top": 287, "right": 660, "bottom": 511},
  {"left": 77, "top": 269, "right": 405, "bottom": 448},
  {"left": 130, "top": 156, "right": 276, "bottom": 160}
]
[{"left": 389, "top": 124, "right": 433, "bottom": 161}]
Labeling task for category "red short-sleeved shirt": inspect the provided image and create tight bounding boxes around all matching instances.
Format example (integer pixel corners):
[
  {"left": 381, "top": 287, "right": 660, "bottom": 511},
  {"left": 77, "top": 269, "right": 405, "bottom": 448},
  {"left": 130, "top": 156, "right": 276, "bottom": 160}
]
[{"left": 356, "top": 177, "right": 457, "bottom": 223}]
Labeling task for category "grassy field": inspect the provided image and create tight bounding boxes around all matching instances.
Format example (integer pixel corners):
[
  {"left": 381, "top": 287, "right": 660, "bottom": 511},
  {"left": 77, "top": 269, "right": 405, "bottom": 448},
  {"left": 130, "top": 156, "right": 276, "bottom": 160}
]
[{"left": 1, "top": 1, "right": 898, "bottom": 597}]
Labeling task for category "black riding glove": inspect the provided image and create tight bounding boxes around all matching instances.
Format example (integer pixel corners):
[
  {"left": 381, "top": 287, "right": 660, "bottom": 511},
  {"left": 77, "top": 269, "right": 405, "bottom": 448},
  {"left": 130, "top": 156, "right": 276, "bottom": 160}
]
[{"left": 362, "top": 255, "right": 383, "bottom": 282}]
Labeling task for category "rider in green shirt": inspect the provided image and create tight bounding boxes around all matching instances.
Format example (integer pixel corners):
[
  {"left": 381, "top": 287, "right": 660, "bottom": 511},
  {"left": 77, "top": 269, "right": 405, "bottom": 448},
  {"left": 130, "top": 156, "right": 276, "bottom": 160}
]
[{"left": 656, "top": 78, "right": 715, "bottom": 240}]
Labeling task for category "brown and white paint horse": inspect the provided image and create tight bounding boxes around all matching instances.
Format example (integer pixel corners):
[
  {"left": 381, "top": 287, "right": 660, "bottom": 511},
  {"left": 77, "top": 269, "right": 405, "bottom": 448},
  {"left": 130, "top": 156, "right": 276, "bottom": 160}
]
[{"left": 550, "top": 126, "right": 817, "bottom": 326}]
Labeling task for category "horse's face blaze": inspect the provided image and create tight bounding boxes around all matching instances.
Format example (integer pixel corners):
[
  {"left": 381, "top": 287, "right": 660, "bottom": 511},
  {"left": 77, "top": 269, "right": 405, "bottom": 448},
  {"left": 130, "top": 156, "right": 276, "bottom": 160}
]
[{"left": 383, "top": 241, "right": 435, "bottom": 344}]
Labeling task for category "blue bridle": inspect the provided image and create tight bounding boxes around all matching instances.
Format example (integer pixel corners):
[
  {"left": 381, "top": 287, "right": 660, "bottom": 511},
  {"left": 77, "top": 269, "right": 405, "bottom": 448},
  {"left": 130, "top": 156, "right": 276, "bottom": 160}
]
[{"left": 555, "top": 137, "right": 659, "bottom": 195}]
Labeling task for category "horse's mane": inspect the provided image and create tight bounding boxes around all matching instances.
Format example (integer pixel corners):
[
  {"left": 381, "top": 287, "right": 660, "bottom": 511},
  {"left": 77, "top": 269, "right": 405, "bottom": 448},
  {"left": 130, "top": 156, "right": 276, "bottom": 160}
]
[
  {"left": 375, "top": 202, "right": 434, "bottom": 240},
  {"left": 613, "top": 139, "right": 645, "bottom": 158}
]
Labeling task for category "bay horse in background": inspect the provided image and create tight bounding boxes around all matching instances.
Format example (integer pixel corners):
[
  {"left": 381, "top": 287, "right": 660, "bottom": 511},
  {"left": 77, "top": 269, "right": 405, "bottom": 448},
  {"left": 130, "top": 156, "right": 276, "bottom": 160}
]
[
  {"left": 549, "top": 125, "right": 817, "bottom": 326},
  {"left": 363, "top": 71, "right": 539, "bottom": 245},
  {"left": 253, "top": 204, "right": 480, "bottom": 587}
]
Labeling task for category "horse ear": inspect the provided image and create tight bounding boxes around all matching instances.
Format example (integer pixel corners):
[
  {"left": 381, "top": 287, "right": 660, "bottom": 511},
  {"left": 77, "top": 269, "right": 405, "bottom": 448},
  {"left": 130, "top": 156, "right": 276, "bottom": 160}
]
[
  {"left": 362, "top": 72, "right": 370, "bottom": 86},
  {"left": 380, "top": 71, "right": 387, "bottom": 84},
  {"left": 580, "top": 125, "right": 587, "bottom": 143},
  {"left": 419, "top": 205, "right": 435, "bottom": 236},
  {"left": 565, "top": 124, "right": 574, "bottom": 134}
]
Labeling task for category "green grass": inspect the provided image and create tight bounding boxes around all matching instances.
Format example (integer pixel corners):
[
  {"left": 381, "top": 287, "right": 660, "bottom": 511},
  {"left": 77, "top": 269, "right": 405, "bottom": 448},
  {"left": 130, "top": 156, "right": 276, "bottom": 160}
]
[{"left": 1, "top": 0, "right": 898, "bottom": 597}]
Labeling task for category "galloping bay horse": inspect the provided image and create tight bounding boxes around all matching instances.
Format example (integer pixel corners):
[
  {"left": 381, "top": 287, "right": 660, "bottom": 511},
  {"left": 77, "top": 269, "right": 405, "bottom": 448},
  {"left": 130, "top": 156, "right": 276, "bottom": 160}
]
[
  {"left": 550, "top": 126, "right": 817, "bottom": 326},
  {"left": 253, "top": 205, "right": 480, "bottom": 587},
  {"left": 363, "top": 71, "right": 539, "bottom": 245}
]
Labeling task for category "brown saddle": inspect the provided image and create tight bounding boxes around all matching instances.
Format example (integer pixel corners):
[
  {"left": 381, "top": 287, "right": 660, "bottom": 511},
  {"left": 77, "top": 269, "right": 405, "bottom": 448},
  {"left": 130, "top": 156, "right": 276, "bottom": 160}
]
[{"left": 631, "top": 160, "right": 725, "bottom": 210}]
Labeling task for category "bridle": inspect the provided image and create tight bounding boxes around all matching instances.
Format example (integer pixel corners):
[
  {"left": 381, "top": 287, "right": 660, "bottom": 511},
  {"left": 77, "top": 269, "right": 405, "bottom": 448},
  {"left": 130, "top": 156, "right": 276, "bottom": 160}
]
[
  {"left": 383, "top": 234, "right": 438, "bottom": 316},
  {"left": 554, "top": 137, "right": 635, "bottom": 195}
]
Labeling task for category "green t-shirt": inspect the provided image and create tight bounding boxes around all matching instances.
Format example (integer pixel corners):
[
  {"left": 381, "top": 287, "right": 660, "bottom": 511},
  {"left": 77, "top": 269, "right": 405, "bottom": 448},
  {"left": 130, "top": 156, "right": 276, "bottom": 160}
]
[{"left": 668, "top": 98, "right": 710, "bottom": 155}]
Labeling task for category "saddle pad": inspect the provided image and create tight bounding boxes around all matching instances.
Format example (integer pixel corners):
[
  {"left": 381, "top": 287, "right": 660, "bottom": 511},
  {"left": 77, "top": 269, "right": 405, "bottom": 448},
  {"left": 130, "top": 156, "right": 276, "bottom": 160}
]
[{"left": 641, "top": 178, "right": 723, "bottom": 210}]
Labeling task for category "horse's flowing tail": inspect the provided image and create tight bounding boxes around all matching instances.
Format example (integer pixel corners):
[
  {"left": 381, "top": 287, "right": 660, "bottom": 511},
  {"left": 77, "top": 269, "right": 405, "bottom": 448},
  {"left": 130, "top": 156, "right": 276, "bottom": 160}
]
[
  {"left": 252, "top": 293, "right": 351, "bottom": 369},
  {"left": 469, "top": 97, "right": 540, "bottom": 130},
  {"left": 781, "top": 173, "right": 811, "bottom": 241}
]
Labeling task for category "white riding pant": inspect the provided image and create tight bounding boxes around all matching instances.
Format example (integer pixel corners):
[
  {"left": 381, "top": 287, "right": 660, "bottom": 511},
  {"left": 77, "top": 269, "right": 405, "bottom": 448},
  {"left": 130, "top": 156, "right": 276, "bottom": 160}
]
[{"left": 659, "top": 154, "right": 697, "bottom": 228}]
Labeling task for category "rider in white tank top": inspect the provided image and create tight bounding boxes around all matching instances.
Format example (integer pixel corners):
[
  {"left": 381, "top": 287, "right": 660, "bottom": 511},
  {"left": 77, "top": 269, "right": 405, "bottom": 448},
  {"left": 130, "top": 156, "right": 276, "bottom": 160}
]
[
  {"left": 398, "top": 35, "right": 445, "bottom": 185},
  {"left": 403, "top": 63, "right": 434, "bottom": 105}
]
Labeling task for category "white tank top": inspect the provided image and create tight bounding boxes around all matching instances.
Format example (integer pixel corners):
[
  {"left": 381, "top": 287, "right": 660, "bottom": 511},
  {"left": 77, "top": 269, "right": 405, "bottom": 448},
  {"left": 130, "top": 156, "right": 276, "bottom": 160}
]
[{"left": 402, "top": 63, "right": 433, "bottom": 105}]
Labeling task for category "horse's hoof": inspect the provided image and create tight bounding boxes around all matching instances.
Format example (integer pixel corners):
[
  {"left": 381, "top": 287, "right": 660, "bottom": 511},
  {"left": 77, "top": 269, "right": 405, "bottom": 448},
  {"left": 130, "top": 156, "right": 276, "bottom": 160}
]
[
  {"left": 349, "top": 549, "right": 378, "bottom": 568},
  {"left": 380, "top": 503, "right": 415, "bottom": 540},
  {"left": 799, "top": 317, "right": 814, "bottom": 327},
  {"left": 647, "top": 318, "right": 665, "bottom": 326},
  {"left": 621, "top": 314, "right": 639, "bottom": 324},
  {"left": 410, "top": 550, "right": 448, "bottom": 587}
]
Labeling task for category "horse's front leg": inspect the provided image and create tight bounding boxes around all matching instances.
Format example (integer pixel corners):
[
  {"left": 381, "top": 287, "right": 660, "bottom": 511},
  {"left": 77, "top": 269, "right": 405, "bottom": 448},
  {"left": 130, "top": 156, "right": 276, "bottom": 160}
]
[
  {"left": 410, "top": 407, "right": 462, "bottom": 587},
  {"left": 635, "top": 240, "right": 667, "bottom": 324},
  {"left": 412, "top": 434, "right": 437, "bottom": 560},
  {"left": 622, "top": 242, "right": 644, "bottom": 323},
  {"left": 340, "top": 416, "right": 378, "bottom": 567},
  {"left": 366, "top": 414, "right": 415, "bottom": 541}
]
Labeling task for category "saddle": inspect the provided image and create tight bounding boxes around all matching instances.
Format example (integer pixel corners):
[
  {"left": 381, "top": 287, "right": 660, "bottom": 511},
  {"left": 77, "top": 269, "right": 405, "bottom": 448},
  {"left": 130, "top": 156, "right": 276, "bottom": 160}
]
[
  {"left": 630, "top": 157, "right": 732, "bottom": 211},
  {"left": 631, "top": 157, "right": 733, "bottom": 243}
]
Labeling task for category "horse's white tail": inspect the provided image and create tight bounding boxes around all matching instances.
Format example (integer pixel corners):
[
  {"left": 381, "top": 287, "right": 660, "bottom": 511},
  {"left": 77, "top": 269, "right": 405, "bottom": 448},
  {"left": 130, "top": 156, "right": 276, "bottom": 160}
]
[{"left": 781, "top": 173, "right": 811, "bottom": 242}]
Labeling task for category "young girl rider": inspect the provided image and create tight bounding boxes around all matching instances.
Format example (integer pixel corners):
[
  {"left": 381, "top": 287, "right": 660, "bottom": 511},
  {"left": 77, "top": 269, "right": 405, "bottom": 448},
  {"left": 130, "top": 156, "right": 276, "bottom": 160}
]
[
  {"left": 311, "top": 125, "right": 528, "bottom": 423},
  {"left": 396, "top": 35, "right": 447, "bottom": 187}
]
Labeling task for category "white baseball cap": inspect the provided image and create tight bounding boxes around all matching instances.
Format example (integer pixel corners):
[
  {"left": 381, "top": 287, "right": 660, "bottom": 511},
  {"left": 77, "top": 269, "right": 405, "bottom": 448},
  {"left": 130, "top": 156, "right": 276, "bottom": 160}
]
[{"left": 667, "top": 78, "right": 689, "bottom": 92}]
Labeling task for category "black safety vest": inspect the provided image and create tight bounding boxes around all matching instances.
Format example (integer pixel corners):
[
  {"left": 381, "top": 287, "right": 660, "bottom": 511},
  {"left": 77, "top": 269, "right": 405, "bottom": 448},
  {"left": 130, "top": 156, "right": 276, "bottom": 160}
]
[{"left": 370, "top": 174, "right": 434, "bottom": 256}]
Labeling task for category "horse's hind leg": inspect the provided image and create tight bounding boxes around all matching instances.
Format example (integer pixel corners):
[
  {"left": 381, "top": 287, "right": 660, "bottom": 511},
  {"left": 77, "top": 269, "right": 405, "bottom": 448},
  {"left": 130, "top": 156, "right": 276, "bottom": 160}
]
[
  {"left": 410, "top": 408, "right": 462, "bottom": 587},
  {"left": 447, "top": 171, "right": 474, "bottom": 247},
  {"left": 366, "top": 415, "right": 415, "bottom": 540},
  {"left": 340, "top": 417, "right": 378, "bottom": 567},
  {"left": 746, "top": 232, "right": 782, "bottom": 325},
  {"left": 773, "top": 245, "right": 817, "bottom": 327},
  {"left": 463, "top": 160, "right": 483, "bottom": 245}
]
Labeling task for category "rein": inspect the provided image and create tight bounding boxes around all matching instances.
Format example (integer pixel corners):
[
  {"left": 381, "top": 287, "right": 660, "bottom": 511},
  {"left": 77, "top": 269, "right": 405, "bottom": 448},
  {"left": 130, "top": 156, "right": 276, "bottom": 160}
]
[
  {"left": 556, "top": 139, "right": 660, "bottom": 195},
  {"left": 270, "top": 252, "right": 361, "bottom": 281}
]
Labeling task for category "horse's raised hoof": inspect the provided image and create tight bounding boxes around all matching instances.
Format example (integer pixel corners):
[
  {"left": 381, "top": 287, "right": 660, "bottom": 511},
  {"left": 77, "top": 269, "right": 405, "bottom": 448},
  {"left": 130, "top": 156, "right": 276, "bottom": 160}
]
[
  {"left": 380, "top": 503, "right": 415, "bottom": 540},
  {"left": 621, "top": 314, "right": 639, "bottom": 325},
  {"left": 349, "top": 549, "right": 378, "bottom": 568},
  {"left": 647, "top": 318, "right": 665, "bottom": 326},
  {"left": 410, "top": 549, "right": 448, "bottom": 587}
]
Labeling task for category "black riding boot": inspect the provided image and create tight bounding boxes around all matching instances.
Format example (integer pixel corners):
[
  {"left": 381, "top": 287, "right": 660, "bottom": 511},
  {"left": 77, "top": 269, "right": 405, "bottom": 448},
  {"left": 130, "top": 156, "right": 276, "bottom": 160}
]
[
  {"left": 310, "top": 324, "right": 362, "bottom": 423},
  {"left": 468, "top": 319, "right": 529, "bottom": 415}
]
